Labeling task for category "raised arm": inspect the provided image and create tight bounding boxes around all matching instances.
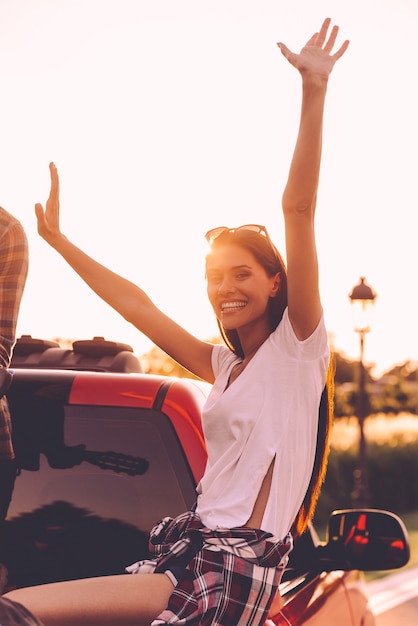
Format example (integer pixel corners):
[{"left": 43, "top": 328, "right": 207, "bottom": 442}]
[
  {"left": 35, "top": 163, "right": 214, "bottom": 382},
  {"left": 278, "top": 18, "right": 349, "bottom": 340}
]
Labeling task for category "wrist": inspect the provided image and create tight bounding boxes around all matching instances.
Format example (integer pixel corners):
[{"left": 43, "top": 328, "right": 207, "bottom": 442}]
[
  {"left": 46, "top": 232, "right": 68, "bottom": 251},
  {"left": 302, "top": 74, "right": 328, "bottom": 101},
  {"left": 301, "top": 73, "right": 328, "bottom": 97}
]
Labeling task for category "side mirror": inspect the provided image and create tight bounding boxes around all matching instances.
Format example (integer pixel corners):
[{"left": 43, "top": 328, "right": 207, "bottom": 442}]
[{"left": 320, "top": 509, "right": 410, "bottom": 572}]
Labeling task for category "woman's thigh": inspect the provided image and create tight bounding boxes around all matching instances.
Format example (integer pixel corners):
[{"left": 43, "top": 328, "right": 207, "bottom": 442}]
[{"left": 4, "top": 573, "right": 174, "bottom": 626}]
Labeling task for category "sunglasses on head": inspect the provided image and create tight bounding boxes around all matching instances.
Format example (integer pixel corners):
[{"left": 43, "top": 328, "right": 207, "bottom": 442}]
[{"left": 205, "top": 224, "right": 272, "bottom": 246}]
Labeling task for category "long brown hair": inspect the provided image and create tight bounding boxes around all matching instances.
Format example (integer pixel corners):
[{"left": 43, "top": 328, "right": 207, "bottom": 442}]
[
  {"left": 292, "top": 359, "right": 335, "bottom": 537},
  {"left": 207, "top": 227, "right": 334, "bottom": 536}
]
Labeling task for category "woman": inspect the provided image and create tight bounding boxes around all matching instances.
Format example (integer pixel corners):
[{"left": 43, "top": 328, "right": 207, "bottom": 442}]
[{"left": 4, "top": 18, "right": 348, "bottom": 626}]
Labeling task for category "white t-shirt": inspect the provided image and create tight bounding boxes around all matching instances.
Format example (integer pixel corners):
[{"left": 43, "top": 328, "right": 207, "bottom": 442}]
[{"left": 195, "top": 308, "right": 329, "bottom": 539}]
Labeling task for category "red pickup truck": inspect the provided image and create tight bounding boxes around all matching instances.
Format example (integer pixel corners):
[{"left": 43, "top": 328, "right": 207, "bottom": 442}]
[{"left": 1, "top": 336, "right": 410, "bottom": 625}]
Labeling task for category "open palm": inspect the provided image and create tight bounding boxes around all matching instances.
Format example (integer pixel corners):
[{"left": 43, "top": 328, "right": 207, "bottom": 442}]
[{"left": 278, "top": 18, "right": 349, "bottom": 79}]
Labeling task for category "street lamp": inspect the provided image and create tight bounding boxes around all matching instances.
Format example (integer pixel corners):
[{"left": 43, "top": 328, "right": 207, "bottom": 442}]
[{"left": 348, "top": 277, "right": 377, "bottom": 508}]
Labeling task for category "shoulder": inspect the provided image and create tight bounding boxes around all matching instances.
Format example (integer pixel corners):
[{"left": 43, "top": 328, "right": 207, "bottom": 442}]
[
  {"left": 268, "top": 308, "right": 328, "bottom": 359},
  {"left": 0, "top": 206, "right": 23, "bottom": 228},
  {"left": 0, "top": 207, "right": 28, "bottom": 245},
  {"left": 211, "top": 344, "right": 239, "bottom": 378}
]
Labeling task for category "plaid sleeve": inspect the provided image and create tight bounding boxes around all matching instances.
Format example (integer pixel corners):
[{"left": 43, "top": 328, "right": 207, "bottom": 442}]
[
  {"left": 0, "top": 207, "right": 29, "bottom": 459},
  {"left": 0, "top": 208, "right": 29, "bottom": 368}
]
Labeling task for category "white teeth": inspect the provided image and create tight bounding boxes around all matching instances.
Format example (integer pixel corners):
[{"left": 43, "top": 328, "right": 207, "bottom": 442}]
[{"left": 221, "top": 301, "right": 246, "bottom": 311}]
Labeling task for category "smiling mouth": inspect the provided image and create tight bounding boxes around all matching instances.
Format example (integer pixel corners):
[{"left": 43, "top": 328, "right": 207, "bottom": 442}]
[{"left": 221, "top": 301, "right": 247, "bottom": 312}]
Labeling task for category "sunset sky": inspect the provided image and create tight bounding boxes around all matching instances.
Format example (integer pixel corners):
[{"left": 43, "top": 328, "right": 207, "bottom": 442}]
[{"left": 1, "top": 0, "right": 417, "bottom": 375}]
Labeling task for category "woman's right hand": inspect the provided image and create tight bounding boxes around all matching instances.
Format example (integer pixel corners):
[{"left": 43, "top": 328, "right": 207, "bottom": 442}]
[{"left": 35, "top": 162, "right": 64, "bottom": 247}]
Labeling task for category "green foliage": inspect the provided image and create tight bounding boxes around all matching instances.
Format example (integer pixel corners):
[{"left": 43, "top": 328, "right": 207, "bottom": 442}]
[
  {"left": 332, "top": 351, "right": 418, "bottom": 418},
  {"left": 314, "top": 440, "right": 418, "bottom": 526},
  {"left": 334, "top": 351, "right": 363, "bottom": 384},
  {"left": 368, "top": 441, "right": 418, "bottom": 510},
  {"left": 371, "top": 380, "right": 418, "bottom": 415}
]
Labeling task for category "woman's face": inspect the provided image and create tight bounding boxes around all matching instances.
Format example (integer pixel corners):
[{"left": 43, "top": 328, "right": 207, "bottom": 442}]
[{"left": 206, "top": 243, "right": 279, "bottom": 333}]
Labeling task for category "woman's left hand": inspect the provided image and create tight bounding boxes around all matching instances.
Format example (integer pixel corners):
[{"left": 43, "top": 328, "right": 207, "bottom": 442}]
[{"left": 277, "top": 17, "right": 349, "bottom": 81}]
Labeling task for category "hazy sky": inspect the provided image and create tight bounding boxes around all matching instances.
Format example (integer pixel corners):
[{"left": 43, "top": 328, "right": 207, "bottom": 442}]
[{"left": 1, "top": 0, "right": 417, "bottom": 375}]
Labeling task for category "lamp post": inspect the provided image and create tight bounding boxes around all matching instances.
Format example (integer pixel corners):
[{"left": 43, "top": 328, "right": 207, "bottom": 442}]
[{"left": 348, "top": 277, "right": 377, "bottom": 508}]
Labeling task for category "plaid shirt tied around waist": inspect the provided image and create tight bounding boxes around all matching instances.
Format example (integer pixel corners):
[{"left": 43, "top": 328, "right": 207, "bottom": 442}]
[{"left": 126, "top": 510, "right": 293, "bottom": 626}]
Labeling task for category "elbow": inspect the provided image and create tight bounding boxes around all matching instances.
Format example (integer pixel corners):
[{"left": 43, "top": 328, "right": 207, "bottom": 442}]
[
  {"left": 122, "top": 302, "right": 141, "bottom": 326},
  {"left": 282, "top": 198, "right": 315, "bottom": 219},
  {"left": 282, "top": 190, "right": 317, "bottom": 218}
]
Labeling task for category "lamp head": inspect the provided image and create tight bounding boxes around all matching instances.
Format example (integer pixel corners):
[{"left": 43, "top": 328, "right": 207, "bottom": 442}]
[{"left": 349, "top": 277, "right": 377, "bottom": 333}]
